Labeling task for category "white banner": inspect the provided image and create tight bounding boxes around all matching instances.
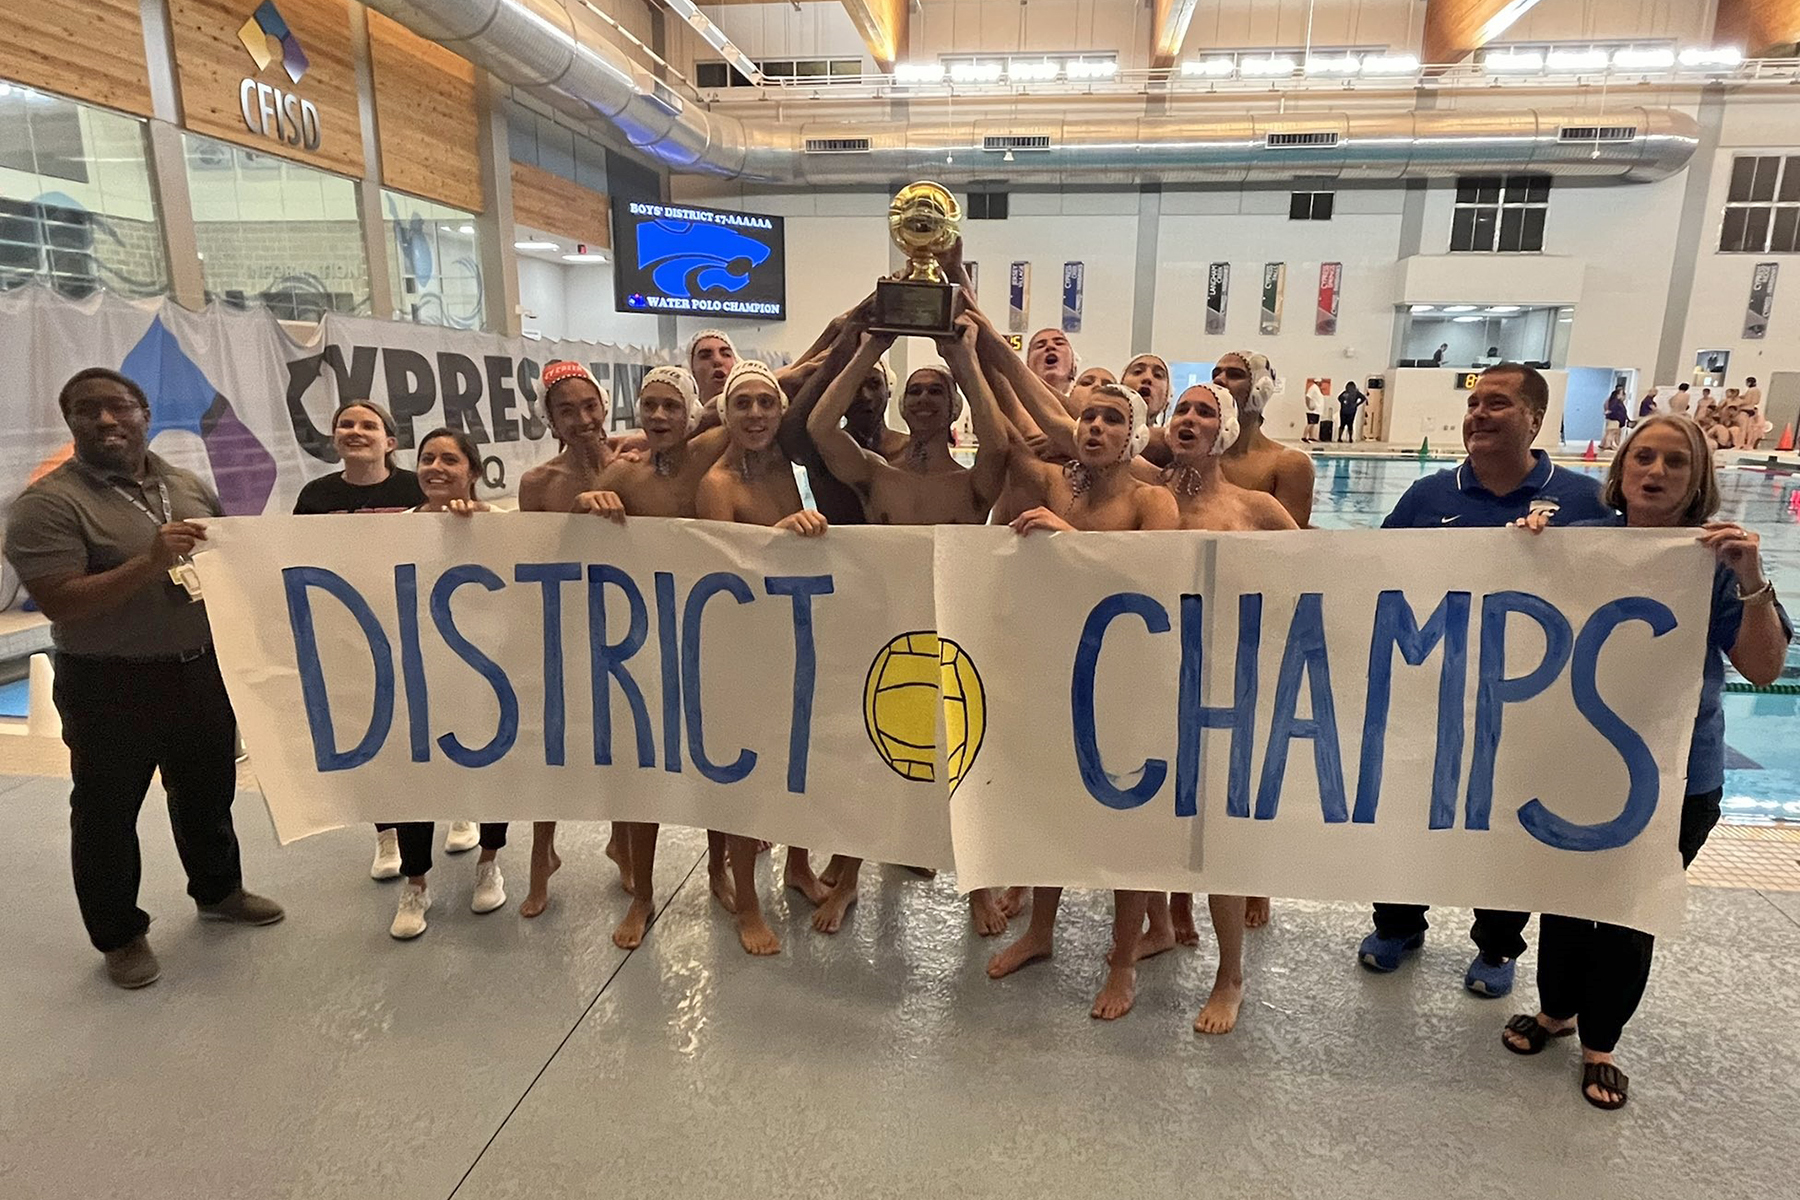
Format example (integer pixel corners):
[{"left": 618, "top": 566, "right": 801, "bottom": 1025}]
[
  {"left": 194, "top": 514, "right": 955, "bottom": 870},
  {"left": 937, "top": 526, "right": 1711, "bottom": 937},
  {"left": 196, "top": 518, "right": 1713, "bottom": 935}
]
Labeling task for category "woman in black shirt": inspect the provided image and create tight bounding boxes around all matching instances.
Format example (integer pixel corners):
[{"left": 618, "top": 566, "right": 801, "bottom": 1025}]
[{"left": 292, "top": 402, "right": 427, "bottom": 514}]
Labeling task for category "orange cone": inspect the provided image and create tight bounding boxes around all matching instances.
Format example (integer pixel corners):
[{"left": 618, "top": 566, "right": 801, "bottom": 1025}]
[
  {"left": 1582, "top": 440, "right": 1597, "bottom": 462},
  {"left": 1778, "top": 424, "right": 1794, "bottom": 452}
]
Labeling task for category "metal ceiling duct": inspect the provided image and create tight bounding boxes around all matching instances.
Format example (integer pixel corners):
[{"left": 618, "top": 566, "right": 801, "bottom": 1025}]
[{"left": 361, "top": 0, "right": 1698, "bottom": 184}]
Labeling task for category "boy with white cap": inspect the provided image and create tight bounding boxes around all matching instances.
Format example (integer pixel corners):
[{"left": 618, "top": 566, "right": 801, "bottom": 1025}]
[
  {"left": 1120, "top": 353, "right": 1173, "bottom": 424},
  {"left": 687, "top": 329, "right": 739, "bottom": 411},
  {"left": 1214, "top": 350, "right": 1316, "bottom": 528},
  {"left": 696, "top": 359, "right": 831, "bottom": 955}
]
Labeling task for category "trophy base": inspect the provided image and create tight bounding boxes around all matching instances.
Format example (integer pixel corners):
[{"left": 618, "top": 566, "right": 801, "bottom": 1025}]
[{"left": 870, "top": 278, "right": 958, "bottom": 337}]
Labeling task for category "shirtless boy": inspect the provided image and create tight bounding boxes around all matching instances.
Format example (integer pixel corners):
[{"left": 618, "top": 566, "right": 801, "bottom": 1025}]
[
  {"left": 988, "top": 379, "right": 1180, "bottom": 1020},
  {"left": 1215, "top": 351, "right": 1316, "bottom": 527},
  {"left": 1120, "top": 353, "right": 1173, "bottom": 425},
  {"left": 557, "top": 367, "right": 730, "bottom": 947},
  {"left": 805, "top": 318, "right": 1010, "bottom": 935},
  {"left": 688, "top": 329, "right": 739, "bottom": 412},
  {"left": 695, "top": 360, "right": 830, "bottom": 955}
]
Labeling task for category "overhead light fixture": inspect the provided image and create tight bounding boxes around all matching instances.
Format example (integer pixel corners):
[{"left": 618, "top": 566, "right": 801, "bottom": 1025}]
[
  {"left": 1443, "top": 304, "right": 1479, "bottom": 313},
  {"left": 562, "top": 252, "right": 608, "bottom": 263},
  {"left": 458, "top": 224, "right": 475, "bottom": 235},
  {"left": 1545, "top": 49, "right": 1609, "bottom": 72},
  {"left": 1065, "top": 59, "right": 1117, "bottom": 80},
  {"left": 1410, "top": 304, "right": 1436, "bottom": 313},
  {"left": 1477, "top": 0, "right": 1543, "bottom": 45},
  {"left": 1239, "top": 56, "right": 1297, "bottom": 77},
  {"left": 1678, "top": 47, "right": 1744, "bottom": 70},
  {"left": 1612, "top": 48, "right": 1675, "bottom": 70},
  {"left": 1007, "top": 60, "right": 1059, "bottom": 82},
  {"left": 1485, "top": 50, "right": 1545, "bottom": 72},
  {"left": 1180, "top": 58, "right": 1236, "bottom": 78},
  {"left": 1361, "top": 54, "right": 1420, "bottom": 75},
  {"left": 893, "top": 62, "right": 944, "bottom": 83},
  {"left": 1452, "top": 315, "right": 1485, "bottom": 323},
  {"left": 1485, "top": 305, "right": 1522, "bottom": 313},
  {"left": 1304, "top": 54, "right": 1361, "bottom": 76},
  {"left": 514, "top": 240, "right": 560, "bottom": 251},
  {"left": 948, "top": 60, "right": 1004, "bottom": 83}
]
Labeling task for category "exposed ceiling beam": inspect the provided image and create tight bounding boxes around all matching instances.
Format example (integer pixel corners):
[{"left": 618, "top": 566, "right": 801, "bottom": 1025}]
[
  {"left": 1151, "top": 0, "right": 1201, "bottom": 70},
  {"left": 1713, "top": 0, "right": 1800, "bottom": 56},
  {"left": 1422, "top": 0, "right": 1543, "bottom": 66},
  {"left": 840, "top": 0, "right": 908, "bottom": 71}
]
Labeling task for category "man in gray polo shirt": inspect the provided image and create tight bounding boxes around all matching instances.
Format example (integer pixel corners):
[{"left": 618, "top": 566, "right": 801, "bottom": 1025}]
[{"left": 5, "top": 368, "right": 283, "bottom": 989}]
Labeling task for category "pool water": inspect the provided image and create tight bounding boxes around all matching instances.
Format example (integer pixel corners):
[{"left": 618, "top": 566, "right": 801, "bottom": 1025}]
[{"left": 1310, "top": 453, "right": 1800, "bottom": 825}]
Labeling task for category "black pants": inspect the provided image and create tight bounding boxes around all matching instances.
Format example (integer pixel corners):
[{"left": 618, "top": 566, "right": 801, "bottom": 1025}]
[
  {"left": 54, "top": 651, "right": 243, "bottom": 953},
  {"left": 396, "top": 822, "right": 507, "bottom": 879},
  {"left": 1536, "top": 789, "right": 1722, "bottom": 1053},
  {"left": 1372, "top": 901, "right": 1530, "bottom": 963}
]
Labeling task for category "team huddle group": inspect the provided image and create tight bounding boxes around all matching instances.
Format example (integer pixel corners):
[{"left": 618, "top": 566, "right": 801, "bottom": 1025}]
[{"left": 8, "top": 265, "right": 1789, "bottom": 1115}]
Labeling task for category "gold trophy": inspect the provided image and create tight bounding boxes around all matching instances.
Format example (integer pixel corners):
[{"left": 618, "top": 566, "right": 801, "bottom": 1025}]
[{"left": 871, "top": 181, "right": 963, "bottom": 336}]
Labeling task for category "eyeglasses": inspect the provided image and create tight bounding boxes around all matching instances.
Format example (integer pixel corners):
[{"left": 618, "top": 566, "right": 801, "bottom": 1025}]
[{"left": 67, "top": 397, "right": 147, "bottom": 420}]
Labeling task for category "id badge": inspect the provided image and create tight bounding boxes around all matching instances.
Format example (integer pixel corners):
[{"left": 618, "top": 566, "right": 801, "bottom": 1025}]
[{"left": 169, "top": 562, "right": 203, "bottom": 602}]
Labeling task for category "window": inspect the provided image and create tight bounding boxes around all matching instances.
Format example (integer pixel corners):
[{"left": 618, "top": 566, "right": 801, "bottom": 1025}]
[
  {"left": 697, "top": 58, "right": 860, "bottom": 88},
  {"left": 1288, "top": 191, "right": 1334, "bottom": 220},
  {"left": 1719, "top": 155, "right": 1800, "bottom": 253},
  {"left": 1451, "top": 174, "right": 1549, "bottom": 252},
  {"left": 0, "top": 83, "right": 167, "bottom": 299},
  {"left": 184, "top": 132, "right": 367, "bottom": 318},
  {"left": 382, "top": 190, "right": 484, "bottom": 330},
  {"left": 966, "top": 192, "right": 1008, "bottom": 220}
]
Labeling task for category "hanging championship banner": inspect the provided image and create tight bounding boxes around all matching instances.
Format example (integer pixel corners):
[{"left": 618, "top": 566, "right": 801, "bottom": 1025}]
[
  {"left": 1008, "top": 262, "right": 1031, "bottom": 333},
  {"left": 1062, "top": 262, "right": 1084, "bottom": 334},
  {"left": 1260, "top": 262, "right": 1286, "bottom": 335},
  {"left": 1205, "top": 262, "right": 1230, "bottom": 335},
  {"left": 1745, "top": 263, "right": 1777, "bottom": 340},
  {"left": 1316, "top": 262, "right": 1343, "bottom": 335}
]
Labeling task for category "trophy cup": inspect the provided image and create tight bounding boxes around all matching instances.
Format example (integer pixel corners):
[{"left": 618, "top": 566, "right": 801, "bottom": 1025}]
[{"left": 871, "top": 181, "right": 962, "bottom": 337}]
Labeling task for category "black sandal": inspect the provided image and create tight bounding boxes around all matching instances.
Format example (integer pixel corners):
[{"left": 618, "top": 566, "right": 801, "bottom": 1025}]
[
  {"left": 1581, "top": 1062, "right": 1630, "bottom": 1110},
  {"left": 1502, "top": 1013, "right": 1577, "bottom": 1055}
]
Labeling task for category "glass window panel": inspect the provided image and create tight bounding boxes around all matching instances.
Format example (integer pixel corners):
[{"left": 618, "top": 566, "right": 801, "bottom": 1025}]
[
  {"left": 1743, "top": 205, "right": 1772, "bottom": 251},
  {"left": 797, "top": 60, "right": 828, "bottom": 77},
  {"left": 1771, "top": 208, "right": 1800, "bottom": 254},
  {"left": 1475, "top": 179, "right": 1502, "bottom": 205},
  {"left": 695, "top": 62, "right": 728, "bottom": 88},
  {"left": 1729, "top": 156, "right": 1759, "bottom": 202},
  {"left": 1750, "top": 156, "right": 1779, "bottom": 202},
  {"left": 1524, "top": 175, "right": 1550, "bottom": 204},
  {"left": 1471, "top": 206, "right": 1499, "bottom": 251},
  {"left": 1521, "top": 207, "right": 1546, "bottom": 251},
  {"left": 830, "top": 60, "right": 862, "bottom": 76},
  {"left": 1313, "top": 192, "right": 1334, "bottom": 220},
  {"left": 382, "top": 188, "right": 484, "bottom": 329},
  {"left": 1780, "top": 157, "right": 1800, "bottom": 203},
  {"left": 1289, "top": 192, "right": 1311, "bottom": 220},
  {"left": 1450, "top": 206, "right": 1478, "bottom": 250},
  {"left": 762, "top": 61, "right": 795, "bottom": 77},
  {"left": 1720, "top": 206, "right": 1749, "bottom": 252},
  {"left": 1498, "top": 207, "right": 1525, "bottom": 251},
  {"left": 1455, "top": 177, "right": 1484, "bottom": 204}
]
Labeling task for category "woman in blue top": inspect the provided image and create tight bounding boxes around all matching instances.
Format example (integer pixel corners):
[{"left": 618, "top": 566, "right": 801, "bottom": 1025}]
[{"left": 1502, "top": 413, "right": 1790, "bottom": 1110}]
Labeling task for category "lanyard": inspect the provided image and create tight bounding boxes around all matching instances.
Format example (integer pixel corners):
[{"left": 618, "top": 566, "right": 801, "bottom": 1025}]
[{"left": 112, "top": 475, "right": 173, "bottom": 528}]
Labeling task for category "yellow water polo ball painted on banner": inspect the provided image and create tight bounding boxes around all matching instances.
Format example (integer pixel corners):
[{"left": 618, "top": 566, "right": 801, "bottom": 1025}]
[{"left": 863, "top": 631, "right": 986, "bottom": 795}]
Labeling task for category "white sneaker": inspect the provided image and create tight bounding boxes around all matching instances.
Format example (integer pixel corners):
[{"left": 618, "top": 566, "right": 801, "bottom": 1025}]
[
  {"left": 371, "top": 828, "right": 401, "bottom": 880},
  {"left": 390, "top": 884, "right": 431, "bottom": 939},
  {"left": 444, "top": 821, "right": 479, "bottom": 853},
  {"left": 472, "top": 861, "right": 506, "bottom": 913}
]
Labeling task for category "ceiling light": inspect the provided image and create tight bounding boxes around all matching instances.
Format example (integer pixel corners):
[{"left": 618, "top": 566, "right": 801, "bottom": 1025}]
[
  {"left": 1304, "top": 54, "right": 1361, "bottom": 75},
  {"left": 1410, "top": 304, "right": 1436, "bottom": 313},
  {"left": 1485, "top": 305, "right": 1522, "bottom": 313},
  {"left": 1065, "top": 59, "right": 1117, "bottom": 80},
  {"left": 1007, "top": 60, "right": 1059, "bottom": 82},
  {"left": 948, "top": 61, "right": 1003, "bottom": 83},
  {"left": 1239, "top": 56, "right": 1297, "bottom": 77},
  {"left": 1443, "top": 304, "right": 1478, "bottom": 313},
  {"left": 1612, "top": 48, "right": 1675, "bottom": 70},
  {"left": 893, "top": 63, "right": 944, "bottom": 83},
  {"left": 562, "top": 253, "right": 608, "bottom": 263},
  {"left": 514, "top": 240, "right": 559, "bottom": 251},
  {"left": 1678, "top": 47, "right": 1744, "bottom": 69},
  {"left": 1452, "top": 315, "right": 1485, "bottom": 323},
  {"left": 1546, "top": 49, "right": 1609, "bottom": 71},
  {"left": 1361, "top": 54, "right": 1420, "bottom": 75},
  {"left": 458, "top": 224, "right": 475, "bottom": 235},
  {"left": 1180, "top": 58, "right": 1235, "bottom": 78},
  {"left": 1485, "top": 50, "right": 1545, "bottom": 72}
]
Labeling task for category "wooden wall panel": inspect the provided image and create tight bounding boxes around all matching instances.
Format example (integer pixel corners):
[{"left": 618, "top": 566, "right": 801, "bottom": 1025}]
[
  {"left": 166, "top": 0, "right": 362, "bottom": 176},
  {"left": 511, "top": 161, "right": 612, "bottom": 248},
  {"left": 367, "top": 10, "right": 482, "bottom": 213},
  {"left": 0, "top": 0, "right": 153, "bottom": 116}
]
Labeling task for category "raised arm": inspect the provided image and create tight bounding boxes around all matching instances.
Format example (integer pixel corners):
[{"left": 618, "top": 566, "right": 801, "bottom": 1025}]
[
  {"left": 941, "top": 316, "right": 1010, "bottom": 508},
  {"left": 966, "top": 300, "right": 1078, "bottom": 456},
  {"left": 778, "top": 298, "right": 871, "bottom": 467},
  {"left": 807, "top": 331, "right": 896, "bottom": 490}
]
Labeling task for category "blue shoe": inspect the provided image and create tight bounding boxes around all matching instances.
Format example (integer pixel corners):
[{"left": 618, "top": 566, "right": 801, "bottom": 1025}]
[
  {"left": 1358, "top": 929, "right": 1424, "bottom": 972},
  {"left": 1464, "top": 955, "right": 1516, "bottom": 998}
]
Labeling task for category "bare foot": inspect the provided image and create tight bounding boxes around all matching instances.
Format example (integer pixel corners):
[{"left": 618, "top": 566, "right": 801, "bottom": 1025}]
[
  {"left": 736, "top": 909, "right": 781, "bottom": 955},
  {"left": 784, "top": 856, "right": 831, "bottom": 907},
  {"left": 997, "top": 886, "right": 1028, "bottom": 919},
  {"left": 1193, "top": 972, "right": 1245, "bottom": 1034},
  {"left": 709, "top": 865, "right": 738, "bottom": 914},
  {"left": 1171, "top": 893, "right": 1201, "bottom": 947},
  {"left": 1091, "top": 962, "right": 1137, "bottom": 1020},
  {"left": 901, "top": 865, "right": 938, "bottom": 878},
  {"left": 969, "top": 889, "right": 1009, "bottom": 936},
  {"left": 1245, "top": 896, "right": 1271, "bottom": 929},
  {"left": 611, "top": 897, "right": 654, "bottom": 949},
  {"left": 1136, "top": 914, "right": 1178, "bottom": 960},
  {"left": 987, "top": 927, "right": 1054, "bottom": 978},
  {"left": 812, "top": 885, "right": 856, "bottom": 934},
  {"left": 605, "top": 830, "right": 633, "bottom": 896},
  {"left": 519, "top": 847, "right": 561, "bottom": 918}
]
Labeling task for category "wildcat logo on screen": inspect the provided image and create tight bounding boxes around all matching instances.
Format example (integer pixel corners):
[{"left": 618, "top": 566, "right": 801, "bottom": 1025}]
[{"left": 636, "top": 219, "right": 771, "bottom": 299}]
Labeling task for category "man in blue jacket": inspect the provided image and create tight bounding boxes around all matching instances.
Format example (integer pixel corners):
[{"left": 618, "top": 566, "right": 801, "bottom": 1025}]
[{"left": 1359, "top": 363, "right": 1612, "bottom": 998}]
